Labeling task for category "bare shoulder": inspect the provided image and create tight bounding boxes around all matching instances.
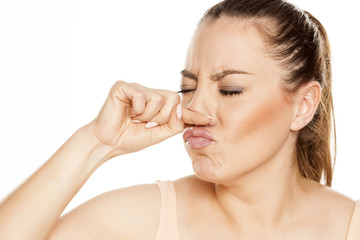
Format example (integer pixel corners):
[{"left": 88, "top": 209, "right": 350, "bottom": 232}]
[
  {"left": 48, "top": 183, "right": 160, "bottom": 240},
  {"left": 304, "top": 181, "right": 356, "bottom": 239},
  {"left": 315, "top": 183, "right": 355, "bottom": 213}
]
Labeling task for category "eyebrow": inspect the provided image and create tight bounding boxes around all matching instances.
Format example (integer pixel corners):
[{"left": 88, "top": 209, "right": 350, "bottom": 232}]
[
  {"left": 180, "top": 69, "right": 252, "bottom": 81},
  {"left": 180, "top": 70, "right": 198, "bottom": 80}
]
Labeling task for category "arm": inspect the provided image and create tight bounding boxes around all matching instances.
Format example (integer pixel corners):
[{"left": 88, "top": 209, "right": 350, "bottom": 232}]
[
  {"left": 0, "top": 80, "right": 209, "bottom": 240},
  {"left": 0, "top": 125, "right": 111, "bottom": 240},
  {"left": 47, "top": 183, "right": 161, "bottom": 240}
]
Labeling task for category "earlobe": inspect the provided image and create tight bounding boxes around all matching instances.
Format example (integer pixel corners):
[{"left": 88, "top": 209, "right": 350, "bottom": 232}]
[{"left": 290, "top": 81, "right": 321, "bottom": 131}]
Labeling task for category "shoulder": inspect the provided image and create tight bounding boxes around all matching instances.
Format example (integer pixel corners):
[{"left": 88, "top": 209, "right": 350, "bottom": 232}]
[
  {"left": 303, "top": 182, "right": 356, "bottom": 239},
  {"left": 48, "top": 183, "right": 160, "bottom": 240},
  {"left": 315, "top": 184, "right": 356, "bottom": 214}
]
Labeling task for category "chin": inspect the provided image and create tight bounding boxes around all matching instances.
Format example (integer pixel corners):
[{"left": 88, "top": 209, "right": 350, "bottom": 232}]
[{"left": 191, "top": 156, "right": 225, "bottom": 184}]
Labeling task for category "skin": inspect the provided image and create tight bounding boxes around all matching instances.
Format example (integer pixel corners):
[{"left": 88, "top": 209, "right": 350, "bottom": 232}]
[
  {"left": 177, "top": 17, "right": 355, "bottom": 239},
  {"left": 181, "top": 17, "right": 298, "bottom": 185},
  {"left": 0, "top": 17, "right": 355, "bottom": 240}
]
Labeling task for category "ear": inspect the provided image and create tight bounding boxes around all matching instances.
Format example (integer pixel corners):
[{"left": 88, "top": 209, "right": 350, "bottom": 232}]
[{"left": 290, "top": 81, "right": 321, "bottom": 131}]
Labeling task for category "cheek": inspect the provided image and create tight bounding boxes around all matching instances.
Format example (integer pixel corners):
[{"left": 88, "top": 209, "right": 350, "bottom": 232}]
[
  {"left": 213, "top": 92, "right": 294, "bottom": 180},
  {"left": 220, "top": 92, "right": 293, "bottom": 148}
]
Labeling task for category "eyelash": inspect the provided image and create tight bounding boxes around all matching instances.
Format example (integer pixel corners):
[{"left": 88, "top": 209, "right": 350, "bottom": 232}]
[
  {"left": 177, "top": 89, "right": 243, "bottom": 96},
  {"left": 177, "top": 89, "right": 195, "bottom": 95},
  {"left": 219, "top": 89, "right": 243, "bottom": 96}
]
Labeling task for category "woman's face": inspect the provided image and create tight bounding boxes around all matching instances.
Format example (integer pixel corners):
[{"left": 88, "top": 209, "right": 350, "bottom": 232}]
[{"left": 181, "top": 17, "right": 298, "bottom": 184}]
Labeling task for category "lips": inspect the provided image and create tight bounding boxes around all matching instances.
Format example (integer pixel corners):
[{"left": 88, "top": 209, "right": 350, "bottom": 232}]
[{"left": 183, "top": 127, "right": 215, "bottom": 149}]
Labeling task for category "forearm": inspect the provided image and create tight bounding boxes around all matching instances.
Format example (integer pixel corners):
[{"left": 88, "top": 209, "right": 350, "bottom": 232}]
[{"left": 0, "top": 125, "right": 113, "bottom": 240}]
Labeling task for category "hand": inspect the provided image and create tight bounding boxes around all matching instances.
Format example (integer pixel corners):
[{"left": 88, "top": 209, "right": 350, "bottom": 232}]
[{"left": 86, "top": 81, "right": 184, "bottom": 158}]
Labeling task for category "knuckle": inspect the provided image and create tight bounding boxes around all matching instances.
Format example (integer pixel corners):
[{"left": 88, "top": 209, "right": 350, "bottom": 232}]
[
  {"left": 113, "top": 80, "right": 125, "bottom": 88},
  {"left": 134, "top": 91, "right": 145, "bottom": 99},
  {"left": 110, "top": 80, "right": 126, "bottom": 95},
  {"left": 152, "top": 94, "right": 165, "bottom": 103},
  {"left": 168, "top": 92, "right": 181, "bottom": 103}
]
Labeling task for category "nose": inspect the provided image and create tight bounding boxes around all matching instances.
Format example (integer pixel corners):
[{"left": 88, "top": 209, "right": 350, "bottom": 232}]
[{"left": 181, "top": 87, "right": 217, "bottom": 126}]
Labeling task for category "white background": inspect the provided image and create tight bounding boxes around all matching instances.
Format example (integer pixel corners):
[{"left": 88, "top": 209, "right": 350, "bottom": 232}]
[{"left": 0, "top": 0, "right": 359, "bottom": 214}]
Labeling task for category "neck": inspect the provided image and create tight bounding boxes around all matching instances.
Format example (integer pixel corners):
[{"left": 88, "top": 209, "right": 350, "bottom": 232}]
[{"left": 213, "top": 150, "right": 320, "bottom": 232}]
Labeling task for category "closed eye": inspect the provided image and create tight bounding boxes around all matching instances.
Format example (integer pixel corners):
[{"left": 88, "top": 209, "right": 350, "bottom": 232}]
[
  {"left": 219, "top": 89, "right": 243, "bottom": 96},
  {"left": 177, "top": 89, "right": 196, "bottom": 95},
  {"left": 177, "top": 88, "right": 243, "bottom": 96}
]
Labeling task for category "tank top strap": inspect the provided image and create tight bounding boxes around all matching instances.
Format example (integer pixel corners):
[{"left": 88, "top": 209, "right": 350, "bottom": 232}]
[
  {"left": 154, "top": 180, "right": 180, "bottom": 240},
  {"left": 346, "top": 200, "right": 360, "bottom": 240}
]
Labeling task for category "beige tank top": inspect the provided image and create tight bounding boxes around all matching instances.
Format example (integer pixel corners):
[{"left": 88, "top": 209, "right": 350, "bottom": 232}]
[{"left": 154, "top": 180, "right": 360, "bottom": 240}]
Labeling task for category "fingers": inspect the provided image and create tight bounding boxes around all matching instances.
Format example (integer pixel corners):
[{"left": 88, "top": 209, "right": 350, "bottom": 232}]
[
  {"left": 131, "top": 88, "right": 181, "bottom": 127},
  {"left": 110, "top": 81, "right": 214, "bottom": 129},
  {"left": 150, "top": 91, "right": 180, "bottom": 125},
  {"left": 110, "top": 81, "right": 146, "bottom": 116},
  {"left": 110, "top": 81, "right": 181, "bottom": 127},
  {"left": 129, "top": 91, "right": 146, "bottom": 117},
  {"left": 131, "top": 92, "right": 165, "bottom": 123},
  {"left": 149, "top": 103, "right": 185, "bottom": 141}
]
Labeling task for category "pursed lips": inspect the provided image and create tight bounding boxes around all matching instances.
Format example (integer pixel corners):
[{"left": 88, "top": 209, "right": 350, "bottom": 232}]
[{"left": 183, "top": 127, "right": 215, "bottom": 149}]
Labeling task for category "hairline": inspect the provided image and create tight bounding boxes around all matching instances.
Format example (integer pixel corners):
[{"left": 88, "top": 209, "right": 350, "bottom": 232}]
[{"left": 198, "top": 15, "right": 296, "bottom": 99}]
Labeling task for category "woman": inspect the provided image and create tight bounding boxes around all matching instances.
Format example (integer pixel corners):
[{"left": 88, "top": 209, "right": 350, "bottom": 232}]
[{"left": 0, "top": 0, "right": 359, "bottom": 239}]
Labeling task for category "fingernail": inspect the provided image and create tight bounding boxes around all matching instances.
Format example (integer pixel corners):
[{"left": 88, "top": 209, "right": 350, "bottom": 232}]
[
  {"left": 205, "top": 114, "right": 213, "bottom": 120},
  {"left": 132, "top": 119, "right": 142, "bottom": 123},
  {"left": 145, "top": 122, "right": 158, "bottom": 128},
  {"left": 176, "top": 104, "right": 182, "bottom": 120}
]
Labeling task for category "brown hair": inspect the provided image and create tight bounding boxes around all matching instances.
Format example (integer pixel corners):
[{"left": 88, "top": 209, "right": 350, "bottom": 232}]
[{"left": 201, "top": 0, "right": 335, "bottom": 186}]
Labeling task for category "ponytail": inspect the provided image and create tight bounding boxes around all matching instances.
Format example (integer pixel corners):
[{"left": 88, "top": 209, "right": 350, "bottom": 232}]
[{"left": 297, "top": 11, "right": 335, "bottom": 186}]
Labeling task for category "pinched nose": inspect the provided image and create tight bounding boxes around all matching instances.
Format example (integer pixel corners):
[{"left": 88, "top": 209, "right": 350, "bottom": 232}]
[
  {"left": 179, "top": 86, "right": 218, "bottom": 126},
  {"left": 181, "top": 107, "right": 217, "bottom": 127}
]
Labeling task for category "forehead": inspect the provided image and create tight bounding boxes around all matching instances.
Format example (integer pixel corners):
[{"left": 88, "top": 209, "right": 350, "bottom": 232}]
[{"left": 185, "top": 17, "right": 273, "bottom": 73}]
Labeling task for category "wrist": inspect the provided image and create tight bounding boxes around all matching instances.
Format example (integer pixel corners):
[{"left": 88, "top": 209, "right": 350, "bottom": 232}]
[{"left": 77, "top": 123, "right": 125, "bottom": 164}]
